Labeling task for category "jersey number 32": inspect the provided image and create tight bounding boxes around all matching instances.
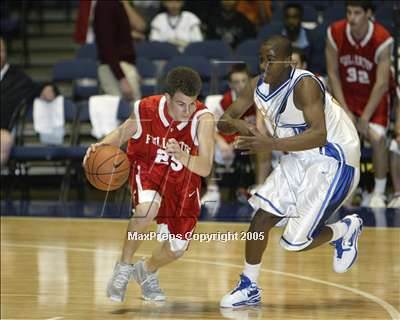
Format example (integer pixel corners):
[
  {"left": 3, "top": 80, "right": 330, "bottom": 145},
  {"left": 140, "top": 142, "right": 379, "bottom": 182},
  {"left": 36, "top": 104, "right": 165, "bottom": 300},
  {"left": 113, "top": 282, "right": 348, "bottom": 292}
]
[{"left": 346, "top": 67, "right": 370, "bottom": 84}]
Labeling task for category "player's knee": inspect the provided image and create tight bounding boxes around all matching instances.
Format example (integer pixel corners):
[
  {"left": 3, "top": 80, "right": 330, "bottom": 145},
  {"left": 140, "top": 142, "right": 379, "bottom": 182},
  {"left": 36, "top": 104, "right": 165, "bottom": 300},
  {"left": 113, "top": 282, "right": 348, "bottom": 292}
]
[
  {"left": 165, "top": 244, "right": 185, "bottom": 259},
  {"left": 370, "top": 134, "right": 386, "bottom": 146},
  {"left": 250, "top": 210, "right": 277, "bottom": 232}
]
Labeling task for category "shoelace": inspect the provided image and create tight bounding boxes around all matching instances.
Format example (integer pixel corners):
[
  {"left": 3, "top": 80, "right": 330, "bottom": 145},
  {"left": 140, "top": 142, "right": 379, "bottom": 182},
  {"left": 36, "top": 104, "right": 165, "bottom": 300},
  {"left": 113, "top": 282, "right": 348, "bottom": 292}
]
[
  {"left": 114, "top": 266, "right": 131, "bottom": 289},
  {"left": 145, "top": 273, "right": 163, "bottom": 293}
]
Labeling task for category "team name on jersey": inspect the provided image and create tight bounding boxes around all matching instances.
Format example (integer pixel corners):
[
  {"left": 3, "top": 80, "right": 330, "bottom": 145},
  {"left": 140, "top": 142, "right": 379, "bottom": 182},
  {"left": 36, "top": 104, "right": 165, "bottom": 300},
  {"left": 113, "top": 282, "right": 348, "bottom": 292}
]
[
  {"left": 145, "top": 134, "right": 191, "bottom": 153},
  {"left": 339, "top": 54, "right": 373, "bottom": 70}
]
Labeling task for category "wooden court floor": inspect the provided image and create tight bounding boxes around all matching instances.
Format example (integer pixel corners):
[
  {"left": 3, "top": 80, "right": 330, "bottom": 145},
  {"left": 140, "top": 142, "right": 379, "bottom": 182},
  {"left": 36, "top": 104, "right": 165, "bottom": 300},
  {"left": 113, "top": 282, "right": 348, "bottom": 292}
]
[{"left": 1, "top": 217, "right": 399, "bottom": 320}]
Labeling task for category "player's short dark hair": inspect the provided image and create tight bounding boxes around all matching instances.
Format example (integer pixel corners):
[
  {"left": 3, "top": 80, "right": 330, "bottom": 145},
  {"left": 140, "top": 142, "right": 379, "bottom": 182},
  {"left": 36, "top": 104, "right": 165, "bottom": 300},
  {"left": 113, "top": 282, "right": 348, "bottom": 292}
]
[
  {"left": 262, "top": 35, "right": 293, "bottom": 59},
  {"left": 292, "top": 47, "right": 307, "bottom": 65},
  {"left": 345, "top": 0, "right": 375, "bottom": 12},
  {"left": 165, "top": 66, "right": 202, "bottom": 97},
  {"left": 228, "top": 63, "right": 251, "bottom": 81},
  {"left": 284, "top": 2, "right": 304, "bottom": 17}
]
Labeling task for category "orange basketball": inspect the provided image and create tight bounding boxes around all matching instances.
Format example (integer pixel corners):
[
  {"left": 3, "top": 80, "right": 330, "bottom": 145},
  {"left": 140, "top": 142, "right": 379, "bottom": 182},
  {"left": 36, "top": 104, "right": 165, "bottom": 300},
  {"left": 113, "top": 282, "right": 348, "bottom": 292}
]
[{"left": 84, "top": 145, "right": 130, "bottom": 191}]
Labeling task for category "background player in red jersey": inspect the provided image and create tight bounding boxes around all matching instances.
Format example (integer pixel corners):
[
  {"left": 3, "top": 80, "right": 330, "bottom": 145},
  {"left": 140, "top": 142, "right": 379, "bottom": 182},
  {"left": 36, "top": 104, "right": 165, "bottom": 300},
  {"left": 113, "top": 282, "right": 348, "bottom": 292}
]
[
  {"left": 326, "top": 0, "right": 393, "bottom": 207},
  {"left": 202, "top": 63, "right": 258, "bottom": 213},
  {"left": 83, "top": 67, "right": 215, "bottom": 302}
]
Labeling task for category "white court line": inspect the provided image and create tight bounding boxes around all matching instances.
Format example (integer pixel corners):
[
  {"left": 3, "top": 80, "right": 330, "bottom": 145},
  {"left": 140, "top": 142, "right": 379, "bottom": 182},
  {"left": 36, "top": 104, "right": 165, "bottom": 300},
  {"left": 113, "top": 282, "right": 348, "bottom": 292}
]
[{"left": 2, "top": 242, "right": 399, "bottom": 319}]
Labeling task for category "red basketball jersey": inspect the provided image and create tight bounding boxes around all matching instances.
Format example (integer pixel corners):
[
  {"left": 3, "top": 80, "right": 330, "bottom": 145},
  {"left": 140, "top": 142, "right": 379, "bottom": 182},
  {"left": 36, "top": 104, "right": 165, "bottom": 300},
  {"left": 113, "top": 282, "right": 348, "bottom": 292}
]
[
  {"left": 127, "top": 95, "right": 210, "bottom": 188},
  {"left": 219, "top": 89, "right": 257, "bottom": 143},
  {"left": 328, "top": 19, "right": 393, "bottom": 126}
]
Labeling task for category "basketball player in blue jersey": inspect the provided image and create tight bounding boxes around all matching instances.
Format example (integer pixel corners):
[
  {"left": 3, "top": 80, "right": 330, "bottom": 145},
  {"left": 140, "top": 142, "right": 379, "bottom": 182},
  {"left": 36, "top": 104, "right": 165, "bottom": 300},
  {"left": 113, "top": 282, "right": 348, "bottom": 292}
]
[{"left": 218, "top": 35, "right": 363, "bottom": 308}]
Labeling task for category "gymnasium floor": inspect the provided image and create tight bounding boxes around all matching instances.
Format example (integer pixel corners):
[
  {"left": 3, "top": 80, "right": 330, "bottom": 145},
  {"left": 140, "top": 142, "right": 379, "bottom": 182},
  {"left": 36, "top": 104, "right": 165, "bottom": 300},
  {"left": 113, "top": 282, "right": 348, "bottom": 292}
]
[{"left": 1, "top": 215, "right": 399, "bottom": 320}]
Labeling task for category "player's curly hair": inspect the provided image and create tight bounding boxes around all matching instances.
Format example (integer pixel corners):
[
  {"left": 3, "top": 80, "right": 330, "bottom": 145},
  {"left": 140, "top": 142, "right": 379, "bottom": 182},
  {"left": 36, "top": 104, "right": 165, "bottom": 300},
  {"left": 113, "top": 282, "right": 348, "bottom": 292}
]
[{"left": 165, "top": 67, "right": 202, "bottom": 97}]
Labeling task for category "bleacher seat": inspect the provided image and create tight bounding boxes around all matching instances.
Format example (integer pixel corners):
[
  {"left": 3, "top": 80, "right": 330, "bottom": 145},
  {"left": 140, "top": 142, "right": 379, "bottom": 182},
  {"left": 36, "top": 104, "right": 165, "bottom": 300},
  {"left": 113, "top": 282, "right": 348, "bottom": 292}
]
[
  {"left": 235, "top": 39, "right": 262, "bottom": 57},
  {"left": 75, "top": 97, "right": 131, "bottom": 145},
  {"left": 162, "top": 56, "right": 212, "bottom": 96},
  {"left": 135, "top": 41, "right": 180, "bottom": 61},
  {"left": 8, "top": 99, "right": 83, "bottom": 201},
  {"left": 136, "top": 57, "right": 157, "bottom": 96},
  {"left": 257, "top": 22, "right": 283, "bottom": 41},
  {"left": 183, "top": 40, "right": 232, "bottom": 61},
  {"left": 76, "top": 43, "right": 97, "bottom": 60},
  {"left": 323, "top": 3, "right": 345, "bottom": 25},
  {"left": 52, "top": 58, "right": 98, "bottom": 99}
]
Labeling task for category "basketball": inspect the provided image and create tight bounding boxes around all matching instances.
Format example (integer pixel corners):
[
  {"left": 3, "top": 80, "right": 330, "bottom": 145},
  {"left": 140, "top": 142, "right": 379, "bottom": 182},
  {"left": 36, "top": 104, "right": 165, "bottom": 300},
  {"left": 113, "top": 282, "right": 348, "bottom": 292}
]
[{"left": 84, "top": 145, "right": 130, "bottom": 191}]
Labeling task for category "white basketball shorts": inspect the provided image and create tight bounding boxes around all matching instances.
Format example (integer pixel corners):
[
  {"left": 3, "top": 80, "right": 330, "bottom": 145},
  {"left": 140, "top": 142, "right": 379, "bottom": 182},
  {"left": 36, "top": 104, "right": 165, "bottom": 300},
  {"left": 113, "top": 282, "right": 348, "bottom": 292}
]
[{"left": 248, "top": 153, "right": 359, "bottom": 251}]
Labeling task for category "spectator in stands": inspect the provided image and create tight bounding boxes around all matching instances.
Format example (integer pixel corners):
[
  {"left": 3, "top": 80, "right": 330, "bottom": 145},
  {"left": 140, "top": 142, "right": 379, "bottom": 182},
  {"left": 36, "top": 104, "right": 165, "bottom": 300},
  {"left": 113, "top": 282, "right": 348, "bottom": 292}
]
[
  {"left": 0, "top": 37, "right": 59, "bottom": 165},
  {"left": 206, "top": 0, "right": 256, "bottom": 49},
  {"left": 326, "top": 0, "right": 393, "bottom": 207},
  {"left": 292, "top": 47, "right": 328, "bottom": 90},
  {"left": 389, "top": 87, "right": 400, "bottom": 208},
  {"left": 281, "top": 3, "right": 311, "bottom": 58},
  {"left": 202, "top": 63, "right": 257, "bottom": 213},
  {"left": 291, "top": 47, "right": 307, "bottom": 69},
  {"left": 149, "top": 0, "right": 203, "bottom": 52},
  {"left": 93, "top": 0, "right": 143, "bottom": 101},
  {"left": 237, "top": 0, "right": 272, "bottom": 29}
]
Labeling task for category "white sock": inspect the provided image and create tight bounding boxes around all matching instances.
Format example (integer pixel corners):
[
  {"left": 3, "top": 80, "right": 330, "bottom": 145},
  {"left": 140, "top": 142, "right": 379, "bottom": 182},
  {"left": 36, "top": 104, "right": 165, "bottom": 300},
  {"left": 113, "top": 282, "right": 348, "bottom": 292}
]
[
  {"left": 327, "top": 221, "right": 348, "bottom": 242},
  {"left": 374, "top": 178, "right": 387, "bottom": 195},
  {"left": 243, "top": 261, "right": 261, "bottom": 284}
]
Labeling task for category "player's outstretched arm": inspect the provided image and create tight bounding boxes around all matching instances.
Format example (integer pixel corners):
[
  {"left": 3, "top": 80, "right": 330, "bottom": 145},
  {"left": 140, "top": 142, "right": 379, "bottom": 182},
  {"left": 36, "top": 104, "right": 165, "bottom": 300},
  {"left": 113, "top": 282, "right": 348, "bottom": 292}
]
[
  {"left": 325, "top": 39, "right": 353, "bottom": 121},
  {"left": 166, "top": 113, "right": 215, "bottom": 177},
  {"left": 358, "top": 43, "right": 391, "bottom": 136},
  {"left": 217, "top": 77, "right": 258, "bottom": 136}
]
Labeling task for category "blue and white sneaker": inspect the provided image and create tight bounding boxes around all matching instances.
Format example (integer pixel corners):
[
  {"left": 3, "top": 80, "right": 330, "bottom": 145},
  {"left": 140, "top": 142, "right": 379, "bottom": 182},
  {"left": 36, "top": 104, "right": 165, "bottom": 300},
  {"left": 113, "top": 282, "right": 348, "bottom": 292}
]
[
  {"left": 332, "top": 214, "right": 363, "bottom": 273},
  {"left": 220, "top": 274, "right": 261, "bottom": 308}
]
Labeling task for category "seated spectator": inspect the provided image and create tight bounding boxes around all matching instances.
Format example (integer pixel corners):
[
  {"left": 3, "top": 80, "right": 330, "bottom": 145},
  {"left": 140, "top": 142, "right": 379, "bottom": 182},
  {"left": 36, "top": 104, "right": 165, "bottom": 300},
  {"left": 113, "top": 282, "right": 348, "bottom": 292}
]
[
  {"left": 202, "top": 63, "right": 257, "bottom": 213},
  {"left": 0, "top": 37, "right": 59, "bottom": 166},
  {"left": 206, "top": 0, "right": 256, "bottom": 49},
  {"left": 280, "top": 3, "right": 311, "bottom": 58},
  {"left": 94, "top": 0, "right": 143, "bottom": 101},
  {"left": 149, "top": 0, "right": 203, "bottom": 52}
]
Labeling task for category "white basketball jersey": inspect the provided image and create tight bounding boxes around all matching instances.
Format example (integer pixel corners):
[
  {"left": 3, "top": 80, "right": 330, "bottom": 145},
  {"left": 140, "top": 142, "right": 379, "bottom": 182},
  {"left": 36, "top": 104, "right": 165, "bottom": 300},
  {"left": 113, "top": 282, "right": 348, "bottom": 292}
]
[{"left": 254, "top": 68, "right": 360, "bottom": 168}]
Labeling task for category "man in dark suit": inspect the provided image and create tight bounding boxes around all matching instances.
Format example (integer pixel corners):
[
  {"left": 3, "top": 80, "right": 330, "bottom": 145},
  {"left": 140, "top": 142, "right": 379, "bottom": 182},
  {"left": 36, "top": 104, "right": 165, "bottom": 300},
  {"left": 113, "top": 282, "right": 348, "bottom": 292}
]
[{"left": 0, "top": 37, "right": 58, "bottom": 165}]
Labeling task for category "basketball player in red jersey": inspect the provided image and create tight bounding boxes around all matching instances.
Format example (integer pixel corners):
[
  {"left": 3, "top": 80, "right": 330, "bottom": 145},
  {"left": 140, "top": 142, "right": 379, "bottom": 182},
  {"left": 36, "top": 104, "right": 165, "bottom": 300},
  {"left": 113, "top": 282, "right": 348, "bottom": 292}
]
[
  {"left": 326, "top": 0, "right": 393, "bottom": 207},
  {"left": 83, "top": 67, "right": 215, "bottom": 302}
]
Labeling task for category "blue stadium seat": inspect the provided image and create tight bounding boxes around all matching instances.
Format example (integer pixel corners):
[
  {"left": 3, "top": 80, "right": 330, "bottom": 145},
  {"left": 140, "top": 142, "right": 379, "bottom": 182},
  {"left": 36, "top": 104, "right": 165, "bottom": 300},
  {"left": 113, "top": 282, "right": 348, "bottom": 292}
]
[
  {"left": 183, "top": 40, "right": 232, "bottom": 60},
  {"left": 257, "top": 22, "right": 283, "bottom": 41},
  {"left": 162, "top": 56, "right": 212, "bottom": 96},
  {"left": 302, "top": 4, "right": 318, "bottom": 23},
  {"left": 136, "top": 57, "right": 157, "bottom": 96},
  {"left": 53, "top": 59, "right": 98, "bottom": 81},
  {"left": 52, "top": 59, "right": 98, "bottom": 99},
  {"left": 323, "top": 3, "right": 346, "bottom": 25},
  {"left": 76, "top": 43, "right": 97, "bottom": 60},
  {"left": 135, "top": 41, "right": 180, "bottom": 61},
  {"left": 308, "top": 24, "right": 328, "bottom": 75},
  {"left": 235, "top": 39, "right": 262, "bottom": 57}
]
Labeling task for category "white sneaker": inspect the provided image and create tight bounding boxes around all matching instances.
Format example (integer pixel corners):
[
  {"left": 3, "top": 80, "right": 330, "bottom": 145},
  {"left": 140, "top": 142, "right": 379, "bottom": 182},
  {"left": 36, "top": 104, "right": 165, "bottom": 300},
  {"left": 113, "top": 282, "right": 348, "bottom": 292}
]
[
  {"left": 106, "top": 262, "right": 134, "bottom": 302},
  {"left": 387, "top": 196, "right": 400, "bottom": 208},
  {"left": 220, "top": 274, "right": 261, "bottom": 308},
  {"left": 201, "top": 187, "right": 221, "bottom": 216},
  {"left": 369, "top": 193, "right": 386, "bottom": 208},
  {"left": 332, "top": 214, "right": 363, "bottom": 273}
]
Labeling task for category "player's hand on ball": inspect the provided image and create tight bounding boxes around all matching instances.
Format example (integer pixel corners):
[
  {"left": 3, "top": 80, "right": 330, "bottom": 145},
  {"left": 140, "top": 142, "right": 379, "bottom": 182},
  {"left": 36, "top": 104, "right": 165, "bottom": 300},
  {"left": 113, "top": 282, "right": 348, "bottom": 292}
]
[
  {"left": 234, "top": 126, "right": 272, "bottom": 154},
  {"left": 83, "top": 142, "right": 107, "bottom": 166},
  {"left": 166, "top": 138, "right": 185, "bottom": 162}
]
